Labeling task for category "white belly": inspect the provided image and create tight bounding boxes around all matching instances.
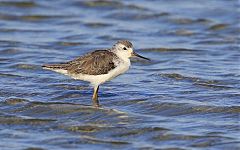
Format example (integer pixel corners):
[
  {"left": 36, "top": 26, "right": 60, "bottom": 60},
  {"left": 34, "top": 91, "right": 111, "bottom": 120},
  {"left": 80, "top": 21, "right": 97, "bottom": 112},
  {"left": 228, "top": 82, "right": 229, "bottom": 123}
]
[{"left": 69, "top": 60, "right": 130, "bottom": 86}]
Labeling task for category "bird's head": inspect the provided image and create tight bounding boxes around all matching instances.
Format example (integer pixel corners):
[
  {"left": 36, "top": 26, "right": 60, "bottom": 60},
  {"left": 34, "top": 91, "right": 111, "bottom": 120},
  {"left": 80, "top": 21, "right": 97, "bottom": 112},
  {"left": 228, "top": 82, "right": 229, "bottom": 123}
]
[{"left": 112, "top": 40, "right": 150, "bottom": 61}]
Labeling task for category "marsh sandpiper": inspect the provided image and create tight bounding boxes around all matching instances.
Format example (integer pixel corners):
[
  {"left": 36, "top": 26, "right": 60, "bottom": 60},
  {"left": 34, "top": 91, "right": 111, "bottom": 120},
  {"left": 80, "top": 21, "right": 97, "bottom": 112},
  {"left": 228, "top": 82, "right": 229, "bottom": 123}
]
[{"left": 43, "top": 40, "right": 150, "bottom": 107}]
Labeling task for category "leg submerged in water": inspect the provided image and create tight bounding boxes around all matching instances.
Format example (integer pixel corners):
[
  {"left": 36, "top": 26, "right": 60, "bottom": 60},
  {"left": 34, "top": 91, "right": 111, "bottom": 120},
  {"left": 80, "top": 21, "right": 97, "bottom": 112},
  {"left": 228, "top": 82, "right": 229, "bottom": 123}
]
[{"left": 92, "top": 86, "right": 100, "bottom": 107}]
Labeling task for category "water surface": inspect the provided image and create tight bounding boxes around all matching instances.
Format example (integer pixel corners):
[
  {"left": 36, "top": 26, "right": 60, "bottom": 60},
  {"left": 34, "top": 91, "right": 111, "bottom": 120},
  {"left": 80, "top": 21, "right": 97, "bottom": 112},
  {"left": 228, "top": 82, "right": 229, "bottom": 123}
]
[{"left": 0, "top": 0, "right": 239, "bottom": 149}]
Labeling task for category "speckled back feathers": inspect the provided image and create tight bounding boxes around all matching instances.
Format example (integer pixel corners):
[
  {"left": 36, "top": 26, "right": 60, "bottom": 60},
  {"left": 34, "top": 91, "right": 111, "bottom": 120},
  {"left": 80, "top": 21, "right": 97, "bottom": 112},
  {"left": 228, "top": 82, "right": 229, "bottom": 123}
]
[{"left": 43, "top": 50, "right": 118, "bottom": 75}]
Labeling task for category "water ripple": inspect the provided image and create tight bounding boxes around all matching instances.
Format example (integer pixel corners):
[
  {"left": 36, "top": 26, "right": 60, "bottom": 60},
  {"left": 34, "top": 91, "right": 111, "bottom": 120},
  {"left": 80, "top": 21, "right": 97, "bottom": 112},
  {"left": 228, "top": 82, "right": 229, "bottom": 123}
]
[{"left": 0, "top": 0, "right": 239, "bottom": 149}]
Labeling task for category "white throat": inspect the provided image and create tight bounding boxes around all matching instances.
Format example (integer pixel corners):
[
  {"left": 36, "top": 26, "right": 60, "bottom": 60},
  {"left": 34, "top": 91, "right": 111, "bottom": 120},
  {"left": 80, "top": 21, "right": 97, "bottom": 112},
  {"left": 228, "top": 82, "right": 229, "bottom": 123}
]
[{"left": 114, "top": 50, "right": 130, "bottom": 63}]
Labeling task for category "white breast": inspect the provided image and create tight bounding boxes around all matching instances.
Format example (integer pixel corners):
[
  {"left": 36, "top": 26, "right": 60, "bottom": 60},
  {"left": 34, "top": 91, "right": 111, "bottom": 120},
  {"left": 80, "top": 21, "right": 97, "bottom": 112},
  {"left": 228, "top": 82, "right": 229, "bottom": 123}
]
[{"left": 69, "top": 59, "right": 131, "bottom": 87}]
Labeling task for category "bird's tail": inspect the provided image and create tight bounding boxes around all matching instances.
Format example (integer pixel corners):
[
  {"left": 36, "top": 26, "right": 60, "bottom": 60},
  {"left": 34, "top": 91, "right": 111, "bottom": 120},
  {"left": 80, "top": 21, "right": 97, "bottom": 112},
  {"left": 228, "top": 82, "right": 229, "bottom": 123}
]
[
  {"left": 42, "top": 64, "right": 69, "bottom": 71},
  {"left": 42, "top": 64, "right": 69, "bottom": 75}
]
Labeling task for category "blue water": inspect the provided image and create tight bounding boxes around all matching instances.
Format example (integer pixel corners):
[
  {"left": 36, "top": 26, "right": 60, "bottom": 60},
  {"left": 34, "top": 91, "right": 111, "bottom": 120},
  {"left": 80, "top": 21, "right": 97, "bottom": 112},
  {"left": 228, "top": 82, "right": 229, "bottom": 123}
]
[{"left": 0, "top": 0, "right": 239, "bottom": 149}]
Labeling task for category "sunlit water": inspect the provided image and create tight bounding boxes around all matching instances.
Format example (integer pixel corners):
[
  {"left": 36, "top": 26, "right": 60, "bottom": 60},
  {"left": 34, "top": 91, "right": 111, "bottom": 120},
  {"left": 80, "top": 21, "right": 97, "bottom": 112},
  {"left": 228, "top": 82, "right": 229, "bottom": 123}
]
[{"left": 0, "top": 0, "right": 239, "bottom": 149}]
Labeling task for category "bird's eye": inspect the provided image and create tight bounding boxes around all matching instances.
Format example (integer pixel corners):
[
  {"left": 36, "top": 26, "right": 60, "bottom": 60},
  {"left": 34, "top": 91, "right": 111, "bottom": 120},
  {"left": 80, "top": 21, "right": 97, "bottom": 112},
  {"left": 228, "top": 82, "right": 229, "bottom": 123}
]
[{"left": 123, "top": 47, "right": 127, "bottom": 50}]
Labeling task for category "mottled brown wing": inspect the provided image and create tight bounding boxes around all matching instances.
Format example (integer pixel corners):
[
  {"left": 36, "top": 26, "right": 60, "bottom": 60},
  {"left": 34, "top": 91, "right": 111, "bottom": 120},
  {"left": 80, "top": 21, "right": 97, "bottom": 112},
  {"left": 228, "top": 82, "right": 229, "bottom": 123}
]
[{"left": 67, "top": 50, "right": 118, "bottom": 75}]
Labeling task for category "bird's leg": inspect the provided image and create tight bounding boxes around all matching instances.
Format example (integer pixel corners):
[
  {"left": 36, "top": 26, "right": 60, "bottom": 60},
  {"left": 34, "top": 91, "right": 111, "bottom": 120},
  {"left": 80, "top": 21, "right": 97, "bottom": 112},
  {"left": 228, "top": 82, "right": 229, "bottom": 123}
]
[{"left": 92, "top": 86, "right": 100, "bottom": 107}]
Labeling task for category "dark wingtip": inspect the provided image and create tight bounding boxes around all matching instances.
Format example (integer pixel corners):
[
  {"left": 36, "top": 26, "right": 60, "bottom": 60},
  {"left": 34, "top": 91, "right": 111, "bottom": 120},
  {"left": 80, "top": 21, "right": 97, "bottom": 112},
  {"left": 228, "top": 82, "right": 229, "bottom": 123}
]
[
  {"left": 42, "top": 64, "right": 49, "bottom": 68},
  {"left": 42, "top": 64, "right": 55, "bottom": 69},
  {"left": 42, "top": 64, "right": 68, "bottom": 70}
]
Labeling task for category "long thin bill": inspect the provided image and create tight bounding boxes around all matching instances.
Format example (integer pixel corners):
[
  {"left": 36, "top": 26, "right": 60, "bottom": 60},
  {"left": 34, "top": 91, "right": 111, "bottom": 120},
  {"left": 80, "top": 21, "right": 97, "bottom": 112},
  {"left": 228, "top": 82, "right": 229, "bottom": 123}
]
[{"left": 132, "top": 51, "right": 150, "bottom": 61}]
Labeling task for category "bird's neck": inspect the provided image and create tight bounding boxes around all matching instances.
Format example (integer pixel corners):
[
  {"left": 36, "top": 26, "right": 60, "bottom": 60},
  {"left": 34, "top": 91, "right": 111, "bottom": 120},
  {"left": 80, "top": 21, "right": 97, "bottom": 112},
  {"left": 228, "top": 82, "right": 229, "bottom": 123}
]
[
  {"left": 116, "top": 53, "right": 130, "bottom": 64},
  {"left": 109, "top": 48, "right": 130, "bottom": 63}
]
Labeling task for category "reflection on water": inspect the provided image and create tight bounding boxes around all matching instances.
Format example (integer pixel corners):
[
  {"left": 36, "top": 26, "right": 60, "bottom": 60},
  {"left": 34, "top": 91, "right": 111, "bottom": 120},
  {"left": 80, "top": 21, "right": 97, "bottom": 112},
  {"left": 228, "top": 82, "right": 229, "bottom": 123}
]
[{"left": 0, "top": 0, "right": 239, "bottom": 149}]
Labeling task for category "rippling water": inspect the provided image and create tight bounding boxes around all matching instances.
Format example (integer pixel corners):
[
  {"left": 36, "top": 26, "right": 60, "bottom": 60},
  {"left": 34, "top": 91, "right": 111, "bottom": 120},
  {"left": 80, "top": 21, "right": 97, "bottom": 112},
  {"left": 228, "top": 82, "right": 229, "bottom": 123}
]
[{"left": 0, "top": 0, "right": 239, "bottom": 149}]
